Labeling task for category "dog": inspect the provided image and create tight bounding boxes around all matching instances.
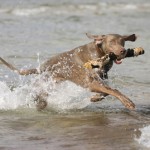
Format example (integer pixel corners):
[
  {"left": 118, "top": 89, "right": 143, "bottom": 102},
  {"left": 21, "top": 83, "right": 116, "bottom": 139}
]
[{"left": 0, "top": 33, "right": 144, "bottom": 110}]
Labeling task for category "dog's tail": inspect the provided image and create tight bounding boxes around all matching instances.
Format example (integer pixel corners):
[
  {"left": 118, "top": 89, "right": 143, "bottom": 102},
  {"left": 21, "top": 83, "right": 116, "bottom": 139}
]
[{"left": 0, "top": 57, "right": 39, "bottom": 75}]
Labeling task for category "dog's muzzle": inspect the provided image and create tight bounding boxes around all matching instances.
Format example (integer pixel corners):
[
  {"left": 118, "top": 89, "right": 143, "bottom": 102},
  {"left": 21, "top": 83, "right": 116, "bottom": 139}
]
[{"left": 109, "top": 52, "right": 126, "bottom": 64}]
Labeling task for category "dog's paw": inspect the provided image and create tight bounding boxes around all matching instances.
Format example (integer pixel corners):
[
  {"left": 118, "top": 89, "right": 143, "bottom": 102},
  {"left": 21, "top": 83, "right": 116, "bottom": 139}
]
[
  {"left": 124, "top": 100, "right": 135, "bottom": 110},
  {"left": 134, "top": 47, "right": 144, "bottom": 56},
  {"left": 118, "top": 94, "right": 135, "bottom": 110}
]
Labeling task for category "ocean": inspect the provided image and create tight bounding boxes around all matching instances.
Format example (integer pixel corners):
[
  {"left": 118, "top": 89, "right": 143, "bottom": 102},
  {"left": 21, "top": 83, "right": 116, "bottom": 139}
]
[{"left": 0, "top": 0, "right": 150, "bottom": 149}]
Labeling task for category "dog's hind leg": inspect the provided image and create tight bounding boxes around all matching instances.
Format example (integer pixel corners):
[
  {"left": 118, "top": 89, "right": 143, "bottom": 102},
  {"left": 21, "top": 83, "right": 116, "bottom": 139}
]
[
  {"left": 91, "top": 93, "right": 108, "bottom": 102},
  {"left": 34, "top": 92, "right": 48, "bottom": 111}
]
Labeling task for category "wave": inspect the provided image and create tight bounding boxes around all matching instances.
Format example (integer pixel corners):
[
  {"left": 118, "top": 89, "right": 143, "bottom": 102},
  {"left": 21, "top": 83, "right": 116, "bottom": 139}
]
[
  {"left": 11, "top": 7, "right": 48, "bottom": 16},
  {"left": 0, "top": 3, "right": 150, "bottom": 17},
  {"left": 136, "top": 125, "right": 150, "bottom": 148}
]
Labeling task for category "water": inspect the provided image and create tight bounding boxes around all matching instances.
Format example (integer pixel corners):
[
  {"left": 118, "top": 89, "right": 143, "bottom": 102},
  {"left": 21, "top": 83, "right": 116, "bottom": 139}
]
[
  {"left": 0, "top": 0, "right": 150, "bottom": 149},
  {"left": 136, "top": 125, "right": 150, "bottom": 148}
]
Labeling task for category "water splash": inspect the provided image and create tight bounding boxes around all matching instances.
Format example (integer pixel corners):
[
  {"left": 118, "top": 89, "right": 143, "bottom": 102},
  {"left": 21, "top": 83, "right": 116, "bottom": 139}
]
[
  {"left": 47, "top": 80, "right": 92, "bottom": 111},
  {"left": 0, "top": 73, "right": 92, "bottom": 111},
  {"left": 136, "top": 125, "right": 150, "bottom": 148},
  {"left": 0, "top": 81, "right": 32, "bottom": 110}
]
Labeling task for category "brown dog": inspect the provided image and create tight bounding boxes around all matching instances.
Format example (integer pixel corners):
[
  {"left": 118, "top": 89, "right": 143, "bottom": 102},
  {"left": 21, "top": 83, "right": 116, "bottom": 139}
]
[{"left": 0, "top": 33, "right": 144, "bottom": 110}]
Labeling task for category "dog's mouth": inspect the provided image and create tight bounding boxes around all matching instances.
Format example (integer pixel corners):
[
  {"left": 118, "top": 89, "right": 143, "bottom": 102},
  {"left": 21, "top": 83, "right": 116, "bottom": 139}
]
[
  {"left": 109, "top": 52, "right": 124, "bottom": 65},
  {"left": 114, "top": 58, "right": 122, "bottom": 64}
]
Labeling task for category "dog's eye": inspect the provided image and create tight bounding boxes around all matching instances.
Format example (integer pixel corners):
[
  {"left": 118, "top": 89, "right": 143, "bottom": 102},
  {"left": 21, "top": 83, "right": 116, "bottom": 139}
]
[{"left": 109, "top": 41, "right": 115, "bottom": 46}]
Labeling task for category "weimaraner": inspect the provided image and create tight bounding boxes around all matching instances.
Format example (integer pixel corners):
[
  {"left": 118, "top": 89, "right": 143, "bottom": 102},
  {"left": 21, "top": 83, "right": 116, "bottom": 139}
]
[{"left": 0, "top": 33, "right": 144, "bottom": 110}]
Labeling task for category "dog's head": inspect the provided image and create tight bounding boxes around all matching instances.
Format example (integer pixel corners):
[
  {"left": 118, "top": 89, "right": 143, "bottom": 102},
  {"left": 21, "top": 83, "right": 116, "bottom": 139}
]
[{"left": 86, "top": 33, "right": 137, "bottom": 64}]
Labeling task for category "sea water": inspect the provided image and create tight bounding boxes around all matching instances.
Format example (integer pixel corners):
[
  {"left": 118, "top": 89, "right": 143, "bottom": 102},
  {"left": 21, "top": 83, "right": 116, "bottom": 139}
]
[{"left": 0, "top": 0, "right": 150, "bottom": 149}]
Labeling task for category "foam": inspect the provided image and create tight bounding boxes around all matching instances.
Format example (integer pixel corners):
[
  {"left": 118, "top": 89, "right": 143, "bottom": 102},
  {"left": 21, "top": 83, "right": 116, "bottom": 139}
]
[
  {"left": 0, "top": 74, "right": 91, "bottom": 111},
  {"left": 136, "top": 125, "right": 150, "bottom": 148}
]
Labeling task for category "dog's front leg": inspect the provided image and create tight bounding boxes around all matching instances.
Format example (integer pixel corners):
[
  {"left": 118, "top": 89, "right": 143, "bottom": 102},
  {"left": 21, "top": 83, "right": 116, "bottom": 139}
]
[{"left": 89, "top": 80, "right": 135, "bottom": 110}]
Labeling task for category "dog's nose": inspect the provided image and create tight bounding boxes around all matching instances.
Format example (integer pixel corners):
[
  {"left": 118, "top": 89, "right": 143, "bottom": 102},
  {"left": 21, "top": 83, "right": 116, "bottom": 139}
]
[{"left": 120, "top": 48, "right": 126, "bottom": 54}]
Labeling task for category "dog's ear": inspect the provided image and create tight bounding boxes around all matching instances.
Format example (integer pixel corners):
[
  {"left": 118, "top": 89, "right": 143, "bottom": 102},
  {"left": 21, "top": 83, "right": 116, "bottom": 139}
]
[
  {"left": 122, "top": 34, "right": 137, "bottom": 42},
  {"left": 86, "top": 33, "right": 105, "bottom": 44}
]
